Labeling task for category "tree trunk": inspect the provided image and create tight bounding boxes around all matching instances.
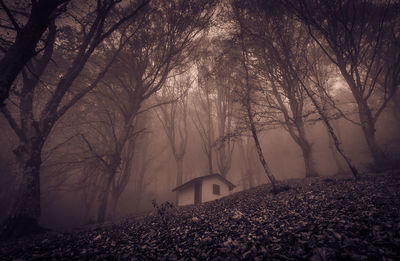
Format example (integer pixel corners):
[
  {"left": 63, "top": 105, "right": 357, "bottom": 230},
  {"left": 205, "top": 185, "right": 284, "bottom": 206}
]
[
  {"left": 250, "top": 126, "right": 277, "bottom": 187},
  {"left": 328, "top": 120, "right": 346, "bottom": 174},
  {"left": 217, "top": 144, "right": 226, "bottom": 177},
  {"left": 207, "top": 150, "right": 213, "bottom": 174},
  {"left": 340, "top": 67, "right": 387, "bottom": 168},
  {"left": 97, "top": 178, "right": 112, "bottom": 223},
  {"left": 175, "top": 157, "right": 184, "bottom": 205},
  {"left": 298, "top": 139, "right": 318, "bottom": 178},
  {"left": 358, "top": 105, "right": 387, "bottom": 167},
  {"left": 109, "top": 194, "right": 119, "bottom": 222},
  {"left": 300, "top": 80, "right": 359, "bottom": 179},
  {"left": 1, "top": 139, "right": 45, "bottom": 238},
  {"left": 246, "top": 102, "right": 277, "bottom": 188}
]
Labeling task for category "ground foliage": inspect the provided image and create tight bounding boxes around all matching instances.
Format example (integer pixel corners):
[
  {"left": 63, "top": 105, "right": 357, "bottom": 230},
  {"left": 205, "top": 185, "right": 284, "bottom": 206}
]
[{"left": 1, "top": 171, "right": 400, "bottom": 260}]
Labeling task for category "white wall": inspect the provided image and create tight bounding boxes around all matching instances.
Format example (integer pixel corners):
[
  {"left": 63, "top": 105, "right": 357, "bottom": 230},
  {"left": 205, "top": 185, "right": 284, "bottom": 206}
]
[
  {"left": 177, "top": 185, "right": 194, "bottom": 206},
  {"left": 201, "top": 177, "right": 231, "bottom": 203}
]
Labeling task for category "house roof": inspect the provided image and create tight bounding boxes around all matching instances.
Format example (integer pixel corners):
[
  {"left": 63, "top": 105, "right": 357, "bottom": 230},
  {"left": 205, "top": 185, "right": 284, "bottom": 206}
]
[{"left": 172, "top": 173, "right": 236, "bottom": 192}]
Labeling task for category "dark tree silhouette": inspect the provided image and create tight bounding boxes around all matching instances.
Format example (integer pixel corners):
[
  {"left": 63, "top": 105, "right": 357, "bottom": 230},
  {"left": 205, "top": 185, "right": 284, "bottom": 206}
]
[
  {"left": 0, "top": 0, "right": 150, "bottom": 237},
  {"left": 0, "top": 0, "right": 69, "bottom": 106},
  {"left": 288, "top": 0, "right": 400, "bottom": 167}
]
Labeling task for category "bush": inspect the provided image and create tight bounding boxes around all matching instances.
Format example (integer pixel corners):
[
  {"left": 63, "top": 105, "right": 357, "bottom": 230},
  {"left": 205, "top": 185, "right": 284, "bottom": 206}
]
[{"left": 152, "top": 200, "right": 175, "bottom": 229}]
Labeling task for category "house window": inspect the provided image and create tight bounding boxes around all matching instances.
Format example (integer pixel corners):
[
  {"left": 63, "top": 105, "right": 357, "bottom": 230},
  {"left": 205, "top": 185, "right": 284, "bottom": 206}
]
[{"left": 213, "top": 184, "right": 220, "bottom": 195}]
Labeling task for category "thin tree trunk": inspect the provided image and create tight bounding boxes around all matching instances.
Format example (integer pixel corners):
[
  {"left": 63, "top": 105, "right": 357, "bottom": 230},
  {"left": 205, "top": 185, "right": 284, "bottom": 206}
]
[
  {"left": 301, "top": 83, "right": 359, "bottom": 179},
  {"left": 246, "top": 102, "right": 277, "bottom": 188},
  {"left": 207, "top": 150, "right": 213, "bottom": 174},
  {"left": 175, "top": 157, "right": 184, "bottom": 205},
  {"left": 328, "top": 120, "right": 346, "bottom": 174},
  {"left": 239, "top": 32, "right": 277, "bottom": 189}
]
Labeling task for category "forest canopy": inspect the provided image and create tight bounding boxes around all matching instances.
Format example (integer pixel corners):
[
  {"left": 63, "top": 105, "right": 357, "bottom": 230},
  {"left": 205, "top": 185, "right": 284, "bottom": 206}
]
[{"left": 0, "top": 0, "right": 399, "bottom": 237}]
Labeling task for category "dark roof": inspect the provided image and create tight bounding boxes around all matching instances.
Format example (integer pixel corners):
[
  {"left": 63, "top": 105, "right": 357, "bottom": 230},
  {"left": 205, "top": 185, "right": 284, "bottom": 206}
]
[{"left": 172, "top": 173, "right": 236, "bottom": 192}]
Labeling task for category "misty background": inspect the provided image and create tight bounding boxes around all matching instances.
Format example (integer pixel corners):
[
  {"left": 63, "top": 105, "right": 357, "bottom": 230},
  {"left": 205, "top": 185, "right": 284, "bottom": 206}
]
[{"left": 0, "top": 0, "right": 399, "bottom": 231}]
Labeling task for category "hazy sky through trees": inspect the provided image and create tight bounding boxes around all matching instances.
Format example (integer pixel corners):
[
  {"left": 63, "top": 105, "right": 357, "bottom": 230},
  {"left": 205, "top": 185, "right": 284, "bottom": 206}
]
[{"left": 0, "top": 0, "right": 399, "bottom": 232}]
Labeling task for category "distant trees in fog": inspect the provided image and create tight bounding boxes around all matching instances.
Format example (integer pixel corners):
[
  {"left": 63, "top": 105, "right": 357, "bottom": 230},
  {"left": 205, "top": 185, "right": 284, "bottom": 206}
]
[
  {"left": 288, "top": 0, "right": 400, "bottom": 167},
  {"left": 0, "top": 0, "right": 216, "bottom": 234},
  {"left": 0, "top": 0, "right": 398, "bottom": 233}
]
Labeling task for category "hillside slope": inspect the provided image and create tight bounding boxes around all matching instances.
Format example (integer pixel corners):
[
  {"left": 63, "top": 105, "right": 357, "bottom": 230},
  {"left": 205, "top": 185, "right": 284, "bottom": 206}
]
[{"left": 1, "top": 172, "right": 400, "bottom": 260}]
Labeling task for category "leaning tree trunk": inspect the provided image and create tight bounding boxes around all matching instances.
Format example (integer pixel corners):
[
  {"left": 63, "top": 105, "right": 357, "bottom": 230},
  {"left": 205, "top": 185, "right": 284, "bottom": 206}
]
[
  {"left": 328, "top": 120, "right": 346, "bottom": 174},
  {"left": 248, "top": 120, "right": 277, "bottom": 188},
  {"left": 300, "top": 82, "right": 359, "bottom": 179},
  {"left": 246, "top": 99, "right": 277, "bottom": 189},
  {"left": 240, "top": 36, "right": 277, "bottom": 190}
]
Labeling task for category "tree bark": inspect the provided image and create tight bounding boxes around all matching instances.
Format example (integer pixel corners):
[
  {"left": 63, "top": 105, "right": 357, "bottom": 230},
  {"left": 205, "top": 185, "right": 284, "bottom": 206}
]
[
  {"left": 175, "top": 157, "right": 184, "bottom": 205},
  {"left": 97, "top": 175, "right": 113, "bottom": 223},
  {"left": 239, "top": 30, "right": 277, "bottom": 189},
  {"left": 300, "top": 81, "right": 359, "bottom": 179},
  {"left": 328, "top": 120, "right": 346, "bottom": 174},
  {"left": 298, "top": 138, "right": 318, "bottom": 178},
  {"left": 247, "top": 107, "right": 277, "bottom": 187},
  {"left": 0, "top": 0, "right": 68, "bottom": 106},
  {"left": 1, "top": 134, "right": 46, "bottom": 238},
  {"left": 358, "top": 101, "right": 387, "bottom": 166},
  {"left": 341, "top": 68, "right": 387, "bottom": 167}
]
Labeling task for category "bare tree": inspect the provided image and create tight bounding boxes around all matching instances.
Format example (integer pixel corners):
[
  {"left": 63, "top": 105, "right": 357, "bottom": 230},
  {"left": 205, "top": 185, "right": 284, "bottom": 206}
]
[
  {"left": 328, "top": 119, "right": 346, "bottom": 175},
  {"left": 213, "top": 41, "right": 236, "bottom": 178},
  {"left": 191, "top": 38, "right": 236, "bottom": 178},
  {"left": 298, "top": 40, "right": 360, "bottom": 179},
  {"left": 51, "top": 0, "right": 216, "bottom": 223},
  {"left": 0, "top": 0, "right": 150, "bottom": 236},
  {"left": 237, "top": 28, "right": 278, "bottom": 189},
  {"left": 192, "top": 64, "right": 216, "bottom": 175},
  {"left": 231, "top": 1, "right": 320, "bottom": 178},
  {"left": 128, "top": 123, "right": 167, "bottom": 214},
  {"left": 156, "top": 75, "right": 190, "bottom": 204},
  {"left": 288, "top": 0, "right": 400, "bottom": 167},
  {"left": 0, "top": 0, "right": 69, "bottom": 106}
]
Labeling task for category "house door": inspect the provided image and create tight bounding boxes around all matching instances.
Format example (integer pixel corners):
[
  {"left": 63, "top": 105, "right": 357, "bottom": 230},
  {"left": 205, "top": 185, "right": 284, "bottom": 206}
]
[{"left": 194, "top": 181, "right": 202, "bottom": 204}]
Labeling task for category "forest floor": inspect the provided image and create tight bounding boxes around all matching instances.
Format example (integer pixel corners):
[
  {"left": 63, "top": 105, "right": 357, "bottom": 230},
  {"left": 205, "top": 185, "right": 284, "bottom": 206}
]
[{"left": 1, "top": 170, "right": 400, "bottom": 260}]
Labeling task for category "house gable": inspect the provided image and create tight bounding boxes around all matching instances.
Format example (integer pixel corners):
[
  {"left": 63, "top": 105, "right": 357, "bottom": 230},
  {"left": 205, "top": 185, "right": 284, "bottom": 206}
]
[
  {"left": 177, "top": 185, "right": 194, "bottom": 206},
  {"left": 201, "top": 176, "right": 232, "bottom": 203}
]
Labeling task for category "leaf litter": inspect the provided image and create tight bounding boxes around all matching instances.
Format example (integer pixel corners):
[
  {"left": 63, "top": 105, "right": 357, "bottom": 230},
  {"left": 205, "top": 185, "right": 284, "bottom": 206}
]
[{"left": 1, "top": 171, "right": 399, "bottom": 260}]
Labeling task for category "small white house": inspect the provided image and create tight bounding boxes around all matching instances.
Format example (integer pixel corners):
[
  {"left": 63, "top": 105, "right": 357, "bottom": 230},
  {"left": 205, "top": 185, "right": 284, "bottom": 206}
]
[{"left": 172, "top": 173, "right": 236, "bottom": 206}]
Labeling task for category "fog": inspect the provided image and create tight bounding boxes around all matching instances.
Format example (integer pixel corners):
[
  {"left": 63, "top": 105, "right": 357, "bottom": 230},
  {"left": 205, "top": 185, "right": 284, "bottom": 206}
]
[
  {"left": 0, "top": 0, "right": 399, "bottom": 233},
  {"left": 1, "top": 101, "right": 399, "bottom": 229}
]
